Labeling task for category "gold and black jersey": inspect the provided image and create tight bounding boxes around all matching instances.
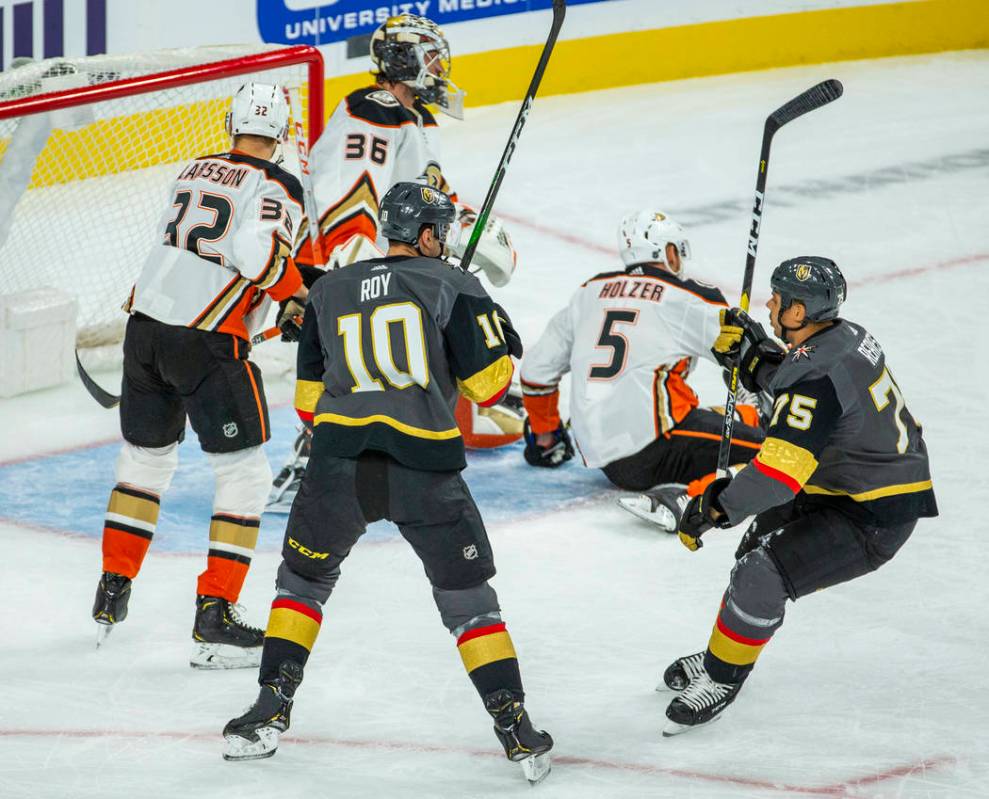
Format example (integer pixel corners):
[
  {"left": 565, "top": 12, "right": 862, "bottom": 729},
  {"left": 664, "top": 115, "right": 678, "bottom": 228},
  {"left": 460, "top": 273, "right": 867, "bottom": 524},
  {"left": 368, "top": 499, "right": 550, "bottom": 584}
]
[
  {"left": 720, "top": 319, "right": 937, "bottom": 527},
  {"left": 295, "top": 255, "right": 513, "bottom": 471}
]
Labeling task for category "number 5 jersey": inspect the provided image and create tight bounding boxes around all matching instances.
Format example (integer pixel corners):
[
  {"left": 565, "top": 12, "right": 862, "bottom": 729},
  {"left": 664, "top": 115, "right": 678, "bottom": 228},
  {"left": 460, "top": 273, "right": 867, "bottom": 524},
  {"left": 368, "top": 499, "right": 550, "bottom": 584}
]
[{"left": 126, "top": 150, "right": 304, "bottom": 340}]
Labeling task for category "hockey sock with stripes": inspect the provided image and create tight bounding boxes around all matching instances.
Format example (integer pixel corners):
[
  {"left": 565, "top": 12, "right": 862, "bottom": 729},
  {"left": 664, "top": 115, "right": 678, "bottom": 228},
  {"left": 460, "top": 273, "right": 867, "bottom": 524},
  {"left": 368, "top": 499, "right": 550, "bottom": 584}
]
[
  {"left": 704, "top": 593, "right": 776, "bottom": 684},
  {"left": 102, "top": 484, "right": 160, "bottom": 578},
  {"left": 259, "top": 596, "right": 323, "bottom": 684},
  {"left": 196, "top": 513, "right": 260, "bottom": 602},
  {"left": 457, "top": 622, "right": 524, "bottom": 699}
]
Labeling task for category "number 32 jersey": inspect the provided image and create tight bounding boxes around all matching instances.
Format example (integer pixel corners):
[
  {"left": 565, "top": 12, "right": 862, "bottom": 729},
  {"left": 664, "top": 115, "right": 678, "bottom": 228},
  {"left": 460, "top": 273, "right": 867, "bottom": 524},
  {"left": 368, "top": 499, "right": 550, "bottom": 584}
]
[
  {"left": 520, "top": 264, "right": 728, "bottom": 468},
  {"left": 127, "top": 150, "right": 304, "bottom": 341}
]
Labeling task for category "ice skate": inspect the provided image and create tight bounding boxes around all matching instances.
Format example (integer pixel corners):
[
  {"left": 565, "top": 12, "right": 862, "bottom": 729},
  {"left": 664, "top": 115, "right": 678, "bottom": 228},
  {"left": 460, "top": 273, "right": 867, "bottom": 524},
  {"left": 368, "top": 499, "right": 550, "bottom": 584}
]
[
  {"left": 265, "top": 429, "right": 310, "bottom": 514},
  {"left": 617, "top": 483, "right": 688, "bottom": 533},
  {"left": 223, "top": 660, "right": 304, "bottom": 761},
  {"left": 656, "top": 650, "right": 705, "bottom": 693},
  {"left": 663, "top": 670, "right": 743, "bottom": 736},
  {"left": 190, "top": 595, "right": 264, "bottom": 670},
  {"left": 92, "top": 572, "right": 132, "bottom": 647},
  {"left": 484, "top": 690, "right": 553, "bottom": 785}
]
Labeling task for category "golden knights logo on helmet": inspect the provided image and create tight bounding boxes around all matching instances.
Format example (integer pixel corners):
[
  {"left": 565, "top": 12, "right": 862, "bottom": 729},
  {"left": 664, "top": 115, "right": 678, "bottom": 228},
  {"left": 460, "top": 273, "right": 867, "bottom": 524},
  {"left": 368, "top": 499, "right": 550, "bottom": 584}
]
[
  {"left": 421, "top": 187, "right": 435, "bottom": 204},
  {"left": 795, "top": 263, "right": 813, "bottom": 281}
]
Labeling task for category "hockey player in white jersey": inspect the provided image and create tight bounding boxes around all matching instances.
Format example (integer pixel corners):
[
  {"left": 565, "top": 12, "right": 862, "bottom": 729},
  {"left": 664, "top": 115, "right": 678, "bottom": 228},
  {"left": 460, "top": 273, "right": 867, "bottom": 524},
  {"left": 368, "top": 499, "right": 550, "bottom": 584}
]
[
  {"left": 520, "top": 211, "right": 765, "bottom": 531},
  {"left": 267, "top": 13, "right": 518, "bottom": 512},
  {"left": 91, "top": 83, "right": 308, "bottom": 668}
]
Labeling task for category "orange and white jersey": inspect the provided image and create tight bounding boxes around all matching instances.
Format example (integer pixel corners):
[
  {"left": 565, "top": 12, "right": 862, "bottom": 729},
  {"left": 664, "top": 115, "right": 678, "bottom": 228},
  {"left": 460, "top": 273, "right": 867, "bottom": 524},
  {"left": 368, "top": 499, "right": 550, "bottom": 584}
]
[
  {"left": 298, "top": 86, "right": 455, "bottom": 269},
  {"left": 128, "top": 150, "right": 304, "bottom": 341},
  {"left": 520, "top": 264, "right": 728, "bottom": 468}
]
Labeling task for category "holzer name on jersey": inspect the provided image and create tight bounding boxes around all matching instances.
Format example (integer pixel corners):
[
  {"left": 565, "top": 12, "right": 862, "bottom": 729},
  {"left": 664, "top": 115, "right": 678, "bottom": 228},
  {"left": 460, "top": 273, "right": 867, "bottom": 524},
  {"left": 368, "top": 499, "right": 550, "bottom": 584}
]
[
  {"left": 598, "top": 278, "right": 665, "bottom": 303},
  {"left": 177, "top": 160, "right": 248, "bottom": 188}
]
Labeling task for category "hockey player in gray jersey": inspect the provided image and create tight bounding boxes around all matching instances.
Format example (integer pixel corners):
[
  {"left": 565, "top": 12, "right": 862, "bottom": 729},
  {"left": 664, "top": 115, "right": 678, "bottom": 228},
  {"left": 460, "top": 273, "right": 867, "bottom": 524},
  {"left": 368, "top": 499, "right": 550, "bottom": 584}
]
[
  {"left": 222, "top": 183, "right": 552, "bottom": 783},
  {"left": 660, "top": 256, "right": 937, "bottom": 735}
]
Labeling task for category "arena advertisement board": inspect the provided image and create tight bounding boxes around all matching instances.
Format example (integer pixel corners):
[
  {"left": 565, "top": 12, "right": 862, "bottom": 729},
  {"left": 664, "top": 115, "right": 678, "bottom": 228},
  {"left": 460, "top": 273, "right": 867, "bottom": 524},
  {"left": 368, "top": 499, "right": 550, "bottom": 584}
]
[{"left": 255, "top": 0, "right": 611, "bottom": 46}]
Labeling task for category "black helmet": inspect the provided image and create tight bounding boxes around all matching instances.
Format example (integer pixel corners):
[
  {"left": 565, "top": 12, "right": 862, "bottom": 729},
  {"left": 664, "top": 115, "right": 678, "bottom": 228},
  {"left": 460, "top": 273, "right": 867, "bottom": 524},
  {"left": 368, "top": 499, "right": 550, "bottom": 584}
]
[
  {"left": 770, "top": 256, "right": 847, "bottom": 322},
  {"left": 379, "top": 181, "right": 456, "bottom": 246}
]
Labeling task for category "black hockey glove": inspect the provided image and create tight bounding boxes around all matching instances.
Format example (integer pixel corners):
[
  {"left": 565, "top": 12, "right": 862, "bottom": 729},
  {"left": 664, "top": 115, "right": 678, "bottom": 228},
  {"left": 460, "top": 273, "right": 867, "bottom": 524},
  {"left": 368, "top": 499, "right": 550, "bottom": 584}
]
[
  {"left": 712, "top": 309, "right": 785, "bottom": 393},
  {"left": 297, "top": 263, "right": 328, "bottom": 289},
  {"left": 677, "top": 477, "right": 733, "bottom": 552},
  {"left": 493, "top": 303, "right": 523, "bottom": 359},
  {"left": 522, "top": 417, "right": 574, "bottom": 468},
  {"left": 277, "top": 298, "right": 306, "bottom": 342}
]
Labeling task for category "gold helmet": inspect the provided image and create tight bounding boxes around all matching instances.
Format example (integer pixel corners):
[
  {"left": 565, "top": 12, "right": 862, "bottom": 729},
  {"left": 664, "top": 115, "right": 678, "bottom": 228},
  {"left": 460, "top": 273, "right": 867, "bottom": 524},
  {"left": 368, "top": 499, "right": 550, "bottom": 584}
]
[{"left": 370, "top": 14, "right": 465, "bottom": 119}]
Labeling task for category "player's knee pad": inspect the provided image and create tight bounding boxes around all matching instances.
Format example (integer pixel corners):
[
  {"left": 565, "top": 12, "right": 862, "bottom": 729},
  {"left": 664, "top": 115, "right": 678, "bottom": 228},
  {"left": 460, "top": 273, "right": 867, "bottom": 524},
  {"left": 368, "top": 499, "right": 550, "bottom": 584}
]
[
  {"left": 276, "top": 560, "right": 340, "bottom": 607},
  {"left": 432, "top": 582, "right": 502, "bottom": 637},
  {"left": 208, "top": 445, "right": 272, "bottom": 517},
  {"left": 727, "top": 548, "right": 789, "bottom": 629},
  {"left": 114, "top": 441, "right": 178, "bottom": 495}
]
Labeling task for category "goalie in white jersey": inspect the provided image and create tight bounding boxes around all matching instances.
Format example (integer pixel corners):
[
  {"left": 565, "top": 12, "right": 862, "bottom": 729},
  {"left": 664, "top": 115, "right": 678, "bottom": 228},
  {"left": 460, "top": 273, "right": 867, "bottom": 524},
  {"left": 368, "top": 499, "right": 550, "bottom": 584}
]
[
  {"left": 91, "top": 83, "right": 308, "bottom": 667},
  {"left": 520, "top": 211, "right": 766, "bottom": 529},
  {"left": 268, "top": 13, "right": 520, "bottom": 512}
]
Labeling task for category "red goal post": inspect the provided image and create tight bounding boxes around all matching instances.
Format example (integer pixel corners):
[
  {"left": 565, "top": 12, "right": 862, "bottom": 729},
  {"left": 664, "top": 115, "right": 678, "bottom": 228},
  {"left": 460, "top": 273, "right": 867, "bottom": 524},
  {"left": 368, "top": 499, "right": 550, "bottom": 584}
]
[{"left": 0, "top": 45, "right": 324, "bottom": 348}]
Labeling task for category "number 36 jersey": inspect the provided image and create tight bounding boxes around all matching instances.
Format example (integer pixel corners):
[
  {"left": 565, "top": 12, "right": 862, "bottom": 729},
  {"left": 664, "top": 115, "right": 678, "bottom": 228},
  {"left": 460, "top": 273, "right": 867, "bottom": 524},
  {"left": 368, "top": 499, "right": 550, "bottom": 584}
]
[
  {"left": 127, "top": 150, "right": 304, "bottom": 341},
  {"left": 293, "top": 255, "right": 513, "bottom": 471},
  {"left": 520, "top": 264, "right": 728, "bottom": 468}
]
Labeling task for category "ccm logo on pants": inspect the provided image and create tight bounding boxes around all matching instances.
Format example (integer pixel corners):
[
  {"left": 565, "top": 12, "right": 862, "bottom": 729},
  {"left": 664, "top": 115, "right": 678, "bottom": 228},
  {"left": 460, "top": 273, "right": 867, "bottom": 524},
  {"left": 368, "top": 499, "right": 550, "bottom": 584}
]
[{"left": 288, "top": 537, "right": 329, "bottom": 560}]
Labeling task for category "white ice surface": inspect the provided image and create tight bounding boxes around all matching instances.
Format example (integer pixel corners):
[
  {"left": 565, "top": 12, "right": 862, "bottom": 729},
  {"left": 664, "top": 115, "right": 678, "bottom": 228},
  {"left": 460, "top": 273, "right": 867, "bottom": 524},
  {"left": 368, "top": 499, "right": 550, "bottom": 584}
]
[{"left": 2, "top": 52, "right": 989, "bottom": 798}]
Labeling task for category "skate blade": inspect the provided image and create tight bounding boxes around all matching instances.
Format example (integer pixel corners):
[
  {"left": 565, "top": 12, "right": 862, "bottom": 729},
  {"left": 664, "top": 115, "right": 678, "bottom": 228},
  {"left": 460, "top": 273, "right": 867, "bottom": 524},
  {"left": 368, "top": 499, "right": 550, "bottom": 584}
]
[
  {"left": 616, "top": 496, "right": 677, "bottom": 533},
  {"left": 655, "top": 680, "right": 685, "bottom": 694},
  {"left": 95, "top": 622, "right": 114, "bottom": 648},
  {"left": 191, "top": 642, "right": 262, "bottom": 670},
  {"left": 662, "top": 713, "right": 723, "bottom": 737},
  {"left": 263, "top": 494, "right": 295, "bottom": 515},
  {"left": 222, "top": 728, "right": 279, "bottom": 761},
  {"left": 520, "top": 752, "right": 551, "bottom": 785}
]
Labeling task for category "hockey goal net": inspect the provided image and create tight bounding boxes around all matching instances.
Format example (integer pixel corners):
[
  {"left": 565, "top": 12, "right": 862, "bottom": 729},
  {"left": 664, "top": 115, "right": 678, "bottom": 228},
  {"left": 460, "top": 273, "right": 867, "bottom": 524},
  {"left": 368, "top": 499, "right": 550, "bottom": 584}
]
[{"left": 0, "top": 45, "right": 323, "bottom": 349}]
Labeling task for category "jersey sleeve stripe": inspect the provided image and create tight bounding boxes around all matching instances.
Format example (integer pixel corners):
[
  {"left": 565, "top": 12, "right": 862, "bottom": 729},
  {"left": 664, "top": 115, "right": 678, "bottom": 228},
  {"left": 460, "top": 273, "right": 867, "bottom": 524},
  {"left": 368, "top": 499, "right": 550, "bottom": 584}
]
[
  {"left": 669, "top": 428, "right": 763, "bottom": 450},
  {"left": 752, "top": 456, "right": 802, "bottom": 493},
  {"left": 457, "top": 355, "right": 514, "bottom": 405},
  {"left": 294, "top": 379, "right": 322, "bottom": 416},
  {"left": 755, "top": 436, "right": 819, "bottom": 487}
]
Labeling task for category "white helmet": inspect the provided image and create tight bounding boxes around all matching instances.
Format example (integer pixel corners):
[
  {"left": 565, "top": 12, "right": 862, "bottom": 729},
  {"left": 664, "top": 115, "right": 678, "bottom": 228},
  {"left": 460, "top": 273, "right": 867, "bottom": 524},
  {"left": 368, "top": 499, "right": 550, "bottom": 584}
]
[
  {"left": 225, "top": 82, "right": 289, "bottom": 141},
  {"left": 617, "top": 211, "right": 692, "bottom": 275}
]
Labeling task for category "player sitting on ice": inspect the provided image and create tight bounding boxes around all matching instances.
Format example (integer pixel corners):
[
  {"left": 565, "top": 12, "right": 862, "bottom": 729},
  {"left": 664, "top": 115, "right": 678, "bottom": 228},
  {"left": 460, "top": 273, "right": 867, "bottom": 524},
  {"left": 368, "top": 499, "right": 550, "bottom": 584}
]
[
  {"left": 91, "top": 83, "right": 308, "bottom": 668},
  {"left": 266, "top": 12, "right": 519, "bottom": 513},
  {"left": 519, "top": 211, "right": 766, "bottom": 529},
  {"left": 223, "top": 183, "right": 552, "bottom": 784},
  {"left": 661, "top": 257, "right": 937, "bottom": 735}
]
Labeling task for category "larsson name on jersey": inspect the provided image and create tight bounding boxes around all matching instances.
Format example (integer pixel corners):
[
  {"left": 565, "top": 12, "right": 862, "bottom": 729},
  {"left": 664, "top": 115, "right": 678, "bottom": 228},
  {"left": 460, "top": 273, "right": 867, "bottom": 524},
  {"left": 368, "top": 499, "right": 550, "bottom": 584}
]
[
  {"left": 597, "top": 278, "right": 665, "bottom": 302},
  {"left": 177, "top": 160, "right": 249, "bottom": 188}
]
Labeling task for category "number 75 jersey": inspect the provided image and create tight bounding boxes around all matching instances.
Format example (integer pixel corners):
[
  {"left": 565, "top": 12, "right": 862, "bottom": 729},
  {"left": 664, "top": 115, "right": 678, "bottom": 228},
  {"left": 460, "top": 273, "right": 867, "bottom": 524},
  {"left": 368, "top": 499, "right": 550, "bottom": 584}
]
[{"left": 128, "top": 150, "right": 304, "bottom": 340}]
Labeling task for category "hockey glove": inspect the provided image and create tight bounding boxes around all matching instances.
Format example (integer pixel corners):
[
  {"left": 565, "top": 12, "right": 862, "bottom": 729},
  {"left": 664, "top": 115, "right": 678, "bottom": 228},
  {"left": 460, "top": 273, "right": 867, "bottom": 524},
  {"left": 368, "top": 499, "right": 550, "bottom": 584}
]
[
  {"left": 677, "top": 477, "right": 733, "bottom": 551},
  {"left": 493, "top": 303, "right": 523, "bottom": 359},
  {"left": 523, "top": 417, "right": 574, "bottom": 468},
  {"left": 277, "top": 298, "right": 306, "bottom": 342},
  {"left": 712, "top": 309, "right": 785, "bottom": 393}
]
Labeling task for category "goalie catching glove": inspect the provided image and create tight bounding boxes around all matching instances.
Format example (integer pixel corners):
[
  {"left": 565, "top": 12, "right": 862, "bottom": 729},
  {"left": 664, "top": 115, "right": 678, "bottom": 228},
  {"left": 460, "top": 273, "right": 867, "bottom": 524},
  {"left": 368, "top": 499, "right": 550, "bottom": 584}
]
[
  {"left": 711, "top": 308, "right": 785, "bottom": 393},
  {"left": 677, "top": 477, "right": 733, "bottom": 552},
  {"left": 522, "top": 418, "right": 574, "bottom": 468},
  {"left": 449, "top": 203, "right": 518, "bottom": 287}
]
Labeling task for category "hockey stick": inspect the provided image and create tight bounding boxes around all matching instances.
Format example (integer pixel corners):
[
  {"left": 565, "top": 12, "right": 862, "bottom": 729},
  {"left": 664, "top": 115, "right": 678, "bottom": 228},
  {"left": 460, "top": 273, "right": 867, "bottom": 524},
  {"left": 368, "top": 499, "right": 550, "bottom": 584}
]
[
  {"left": 76, "top": 320, "right": 290, "bottom": 409},
  {"left": 458, "top": 0, "right": 566, "bottom": 272},
  {"left": 716, "top": 79, "right": 843, "bottom": 477}
]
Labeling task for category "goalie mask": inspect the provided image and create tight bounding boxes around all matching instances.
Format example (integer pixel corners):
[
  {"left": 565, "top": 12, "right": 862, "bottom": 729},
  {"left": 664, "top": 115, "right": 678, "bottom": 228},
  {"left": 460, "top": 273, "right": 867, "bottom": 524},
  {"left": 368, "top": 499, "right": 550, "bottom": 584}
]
[
  {"left": 618, "top": 211, "right": 692, "bottom": 275},
  {"left": 370, "top": 14, "right": 465, "bottom": 119},
  {"left": 225, "top": 82, "right": 289, "bottom": 142}
]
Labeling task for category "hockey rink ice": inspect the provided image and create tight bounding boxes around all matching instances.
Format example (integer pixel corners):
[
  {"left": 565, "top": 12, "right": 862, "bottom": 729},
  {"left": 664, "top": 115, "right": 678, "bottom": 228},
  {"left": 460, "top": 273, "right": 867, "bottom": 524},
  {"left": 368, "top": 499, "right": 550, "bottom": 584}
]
[{"left": 2, "top": 51, "right": 988, "bottom": 797}]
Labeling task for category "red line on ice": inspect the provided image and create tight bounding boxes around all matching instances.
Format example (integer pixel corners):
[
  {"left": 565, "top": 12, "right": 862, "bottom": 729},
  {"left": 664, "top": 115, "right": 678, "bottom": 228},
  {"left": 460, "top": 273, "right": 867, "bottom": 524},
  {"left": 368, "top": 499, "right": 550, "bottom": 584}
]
[{"left": 0, "top": 727, "right": 955, "bottom": 795}]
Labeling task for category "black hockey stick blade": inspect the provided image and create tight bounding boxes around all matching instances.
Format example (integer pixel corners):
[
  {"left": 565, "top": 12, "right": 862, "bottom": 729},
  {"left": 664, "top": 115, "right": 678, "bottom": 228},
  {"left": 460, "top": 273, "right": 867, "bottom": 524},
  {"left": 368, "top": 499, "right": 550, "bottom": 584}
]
[
  {"left": 76, "top": 349, "right": 120, "bottom": 409},
  {"left": 767, "top": 79, "right": 843, "bottom": 134},
  {"left": 459, "top": 0, "right": 566, "bottom": 272}
]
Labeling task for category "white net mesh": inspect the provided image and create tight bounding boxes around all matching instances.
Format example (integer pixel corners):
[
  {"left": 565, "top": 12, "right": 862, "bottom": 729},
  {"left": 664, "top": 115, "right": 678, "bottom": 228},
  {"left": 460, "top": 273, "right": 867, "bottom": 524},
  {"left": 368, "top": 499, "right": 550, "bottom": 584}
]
[{"left": 0, "top": 46, "right": 312, "bottom": 348}]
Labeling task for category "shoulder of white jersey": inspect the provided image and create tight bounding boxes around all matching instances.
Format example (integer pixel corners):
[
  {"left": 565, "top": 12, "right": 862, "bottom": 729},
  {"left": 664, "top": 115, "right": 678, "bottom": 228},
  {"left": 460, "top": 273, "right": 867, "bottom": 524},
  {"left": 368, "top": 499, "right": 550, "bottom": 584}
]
[
  {"left": 595, "top": 263, "right": 728, "bottom": 306},
  {"left": 579, "top": 268, "right": 627, "bottom": 288},
  {"left": 212, "top": 151, "right": 305, "bottom": 209},
  {"left": 412, "top": 99, "right": 439, "bottom": 128},
  {"left": 345, "top": 86, "right": 417, "bottom": 128}
]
